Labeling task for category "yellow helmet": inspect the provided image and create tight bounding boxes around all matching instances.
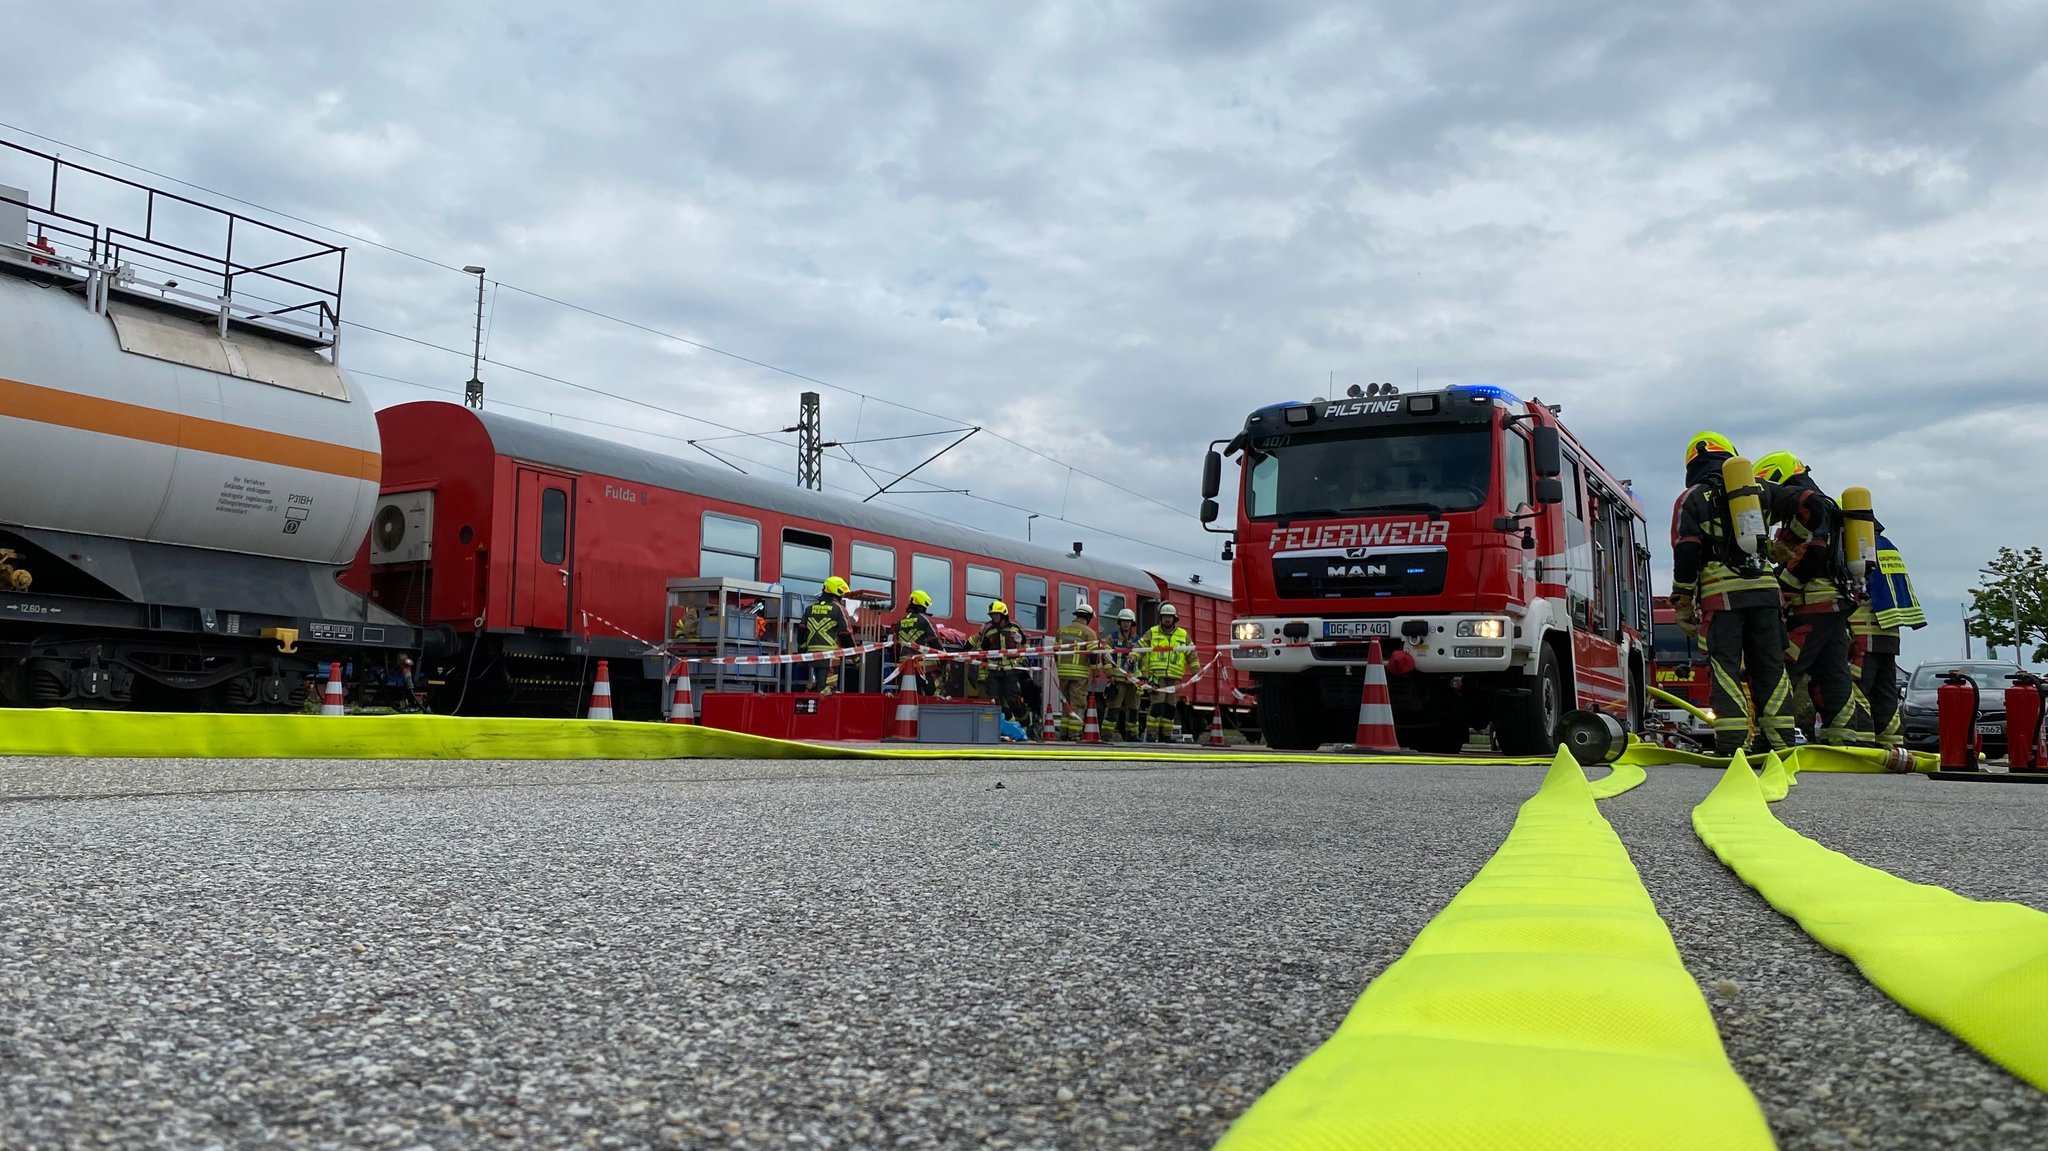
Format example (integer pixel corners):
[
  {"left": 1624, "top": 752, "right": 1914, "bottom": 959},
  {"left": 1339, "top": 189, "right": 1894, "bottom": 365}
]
[
  {"left": 1753, "top": 452, "right": 1806, "bottom": 483},
  {"left": 908, "top": 589, "right": 932, "bottom": 609},
  {"left": 822, "top": 576, "right": 849, "bottom": 596},
  {"left": 1684, "top": 431, "right": 1737, "bottom": 465},
  {"left": 989, "top": 600, "right": 1009, "bottom": 617}
]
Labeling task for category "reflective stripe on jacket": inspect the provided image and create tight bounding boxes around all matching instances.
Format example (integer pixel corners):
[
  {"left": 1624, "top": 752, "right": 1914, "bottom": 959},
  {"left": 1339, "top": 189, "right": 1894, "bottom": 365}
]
[
  {"left": 1054, "top": 621, "right": 1100, "bottom": 679},
  {"left": 1671, "top": 481, "right": 1780, "bottom": 609},
  {"left": 1139, "top": 626, "right": 1191, "bottom": 681},
  {"left": 1869, "top": 535, "right": 1927, "bottom": 631},
  {"left": 804, "top": 600, "right": 851, "bottom": 652},
  {"left": 896, "top": 610, "right": 940, "bottom": 650}
]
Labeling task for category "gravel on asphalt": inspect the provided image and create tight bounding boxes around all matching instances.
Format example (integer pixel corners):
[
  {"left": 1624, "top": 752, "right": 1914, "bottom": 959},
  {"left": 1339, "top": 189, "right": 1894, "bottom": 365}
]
[
  {"left": 1602, "top": 765, "right": 2048, "bottom": 1151},
  {"left": 1, "top": 756, "right": 2041, "bottom": 1150}
]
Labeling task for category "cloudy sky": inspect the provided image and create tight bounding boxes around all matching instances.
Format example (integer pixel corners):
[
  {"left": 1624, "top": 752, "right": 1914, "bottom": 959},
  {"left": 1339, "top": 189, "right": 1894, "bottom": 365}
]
[{"left": 5, "top": 0, "right": 2044, "bottom": 669}]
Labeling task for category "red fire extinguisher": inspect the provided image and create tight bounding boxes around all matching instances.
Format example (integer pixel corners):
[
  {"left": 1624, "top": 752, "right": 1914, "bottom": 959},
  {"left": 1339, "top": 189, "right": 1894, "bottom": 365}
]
[
  {"left": 1937, "top": 669, "right": 1980, "bottom": 771},
  {"left": 2005, "top": 670, "right": 2047, "bottom": 772}
]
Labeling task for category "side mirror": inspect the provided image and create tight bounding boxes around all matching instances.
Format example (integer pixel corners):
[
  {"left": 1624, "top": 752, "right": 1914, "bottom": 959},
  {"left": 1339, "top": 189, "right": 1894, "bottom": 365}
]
[
  {"left": 1201, "top": 450, "right": 1222, "bottom": 500},
  {"left": 1532, "top": 425, "right": 1562, "bottom": 477},
  {"left": 1493, "top": 515, "right": 1517, "bottom": 532},
  {"left": 1536, "top": 476, "right": 1565, "bottom": 504},
  {"left": 1200, "top": 498, "right": 1220, "bottom": 525}
]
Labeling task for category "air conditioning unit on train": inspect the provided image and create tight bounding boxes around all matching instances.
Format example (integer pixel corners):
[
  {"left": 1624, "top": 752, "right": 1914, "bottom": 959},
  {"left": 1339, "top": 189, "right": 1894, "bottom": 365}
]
[{"left": 369, "top": 490, "right": 434, "bottom": 564}]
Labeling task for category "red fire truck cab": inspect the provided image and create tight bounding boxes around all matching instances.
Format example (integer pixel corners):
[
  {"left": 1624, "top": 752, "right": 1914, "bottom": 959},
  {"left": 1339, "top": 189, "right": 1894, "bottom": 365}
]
[
  {"left": 1649, "top": 594, "right": 1715, "bottom": 747},
  {"left": 1200, "top": 383, "right": 1652, "bottom": 753}
]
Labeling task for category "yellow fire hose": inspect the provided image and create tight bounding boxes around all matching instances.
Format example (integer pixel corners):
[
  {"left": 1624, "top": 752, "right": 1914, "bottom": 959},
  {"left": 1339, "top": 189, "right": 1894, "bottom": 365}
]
[{"left": 1649, "top": 683, "right": 1715, "bottom": 725}]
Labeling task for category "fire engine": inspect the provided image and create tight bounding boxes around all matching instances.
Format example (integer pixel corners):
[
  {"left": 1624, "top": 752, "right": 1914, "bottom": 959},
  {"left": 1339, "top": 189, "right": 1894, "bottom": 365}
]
[
  {"left": 1648, "top": 594, "right": 1715, "bottom": 749},
  {"left": 1200, "top": 383, "right": 1652, "bottom": 753}
]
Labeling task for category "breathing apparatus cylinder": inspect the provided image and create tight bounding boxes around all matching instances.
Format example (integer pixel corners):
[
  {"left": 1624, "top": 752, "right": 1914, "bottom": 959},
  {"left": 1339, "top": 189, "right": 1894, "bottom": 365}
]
[
  {"left": 1840, "top": 486, "right": 1878, "bottom": 582},
  {"left": 1722, "top": 456, "right": 1768, "bottom": 557}
]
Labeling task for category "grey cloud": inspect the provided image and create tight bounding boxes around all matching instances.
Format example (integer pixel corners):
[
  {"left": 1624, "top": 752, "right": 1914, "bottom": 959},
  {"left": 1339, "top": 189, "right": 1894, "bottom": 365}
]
[{"left": 7, "top": 0, "right": 2046, "bottom": 665}]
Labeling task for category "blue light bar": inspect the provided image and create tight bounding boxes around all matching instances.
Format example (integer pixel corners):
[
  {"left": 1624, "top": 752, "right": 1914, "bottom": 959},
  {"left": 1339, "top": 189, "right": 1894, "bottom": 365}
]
[{"left": 1454, "top": 384, "right": 1522, "bottom": 405}]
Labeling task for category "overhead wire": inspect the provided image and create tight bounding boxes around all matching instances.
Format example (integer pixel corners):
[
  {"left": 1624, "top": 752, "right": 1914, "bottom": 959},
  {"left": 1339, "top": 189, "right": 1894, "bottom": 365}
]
[
  {"left": 0, "top": 119, "right": 1197, "bottom": 523},
  {"left": 352, "top": 366, "right": 1225, "bottom": 570}
]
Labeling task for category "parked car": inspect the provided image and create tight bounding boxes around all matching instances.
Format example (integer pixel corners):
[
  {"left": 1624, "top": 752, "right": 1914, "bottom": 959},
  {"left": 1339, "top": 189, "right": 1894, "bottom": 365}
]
[{"left": 1898, "top": 661, "right": 2027, "bottom": 758}]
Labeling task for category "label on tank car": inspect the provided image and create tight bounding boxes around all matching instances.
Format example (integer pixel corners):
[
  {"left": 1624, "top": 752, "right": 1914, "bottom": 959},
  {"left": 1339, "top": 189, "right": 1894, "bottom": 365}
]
[{"left": 308, "top": 622, "right": 356, "bottom": 641}]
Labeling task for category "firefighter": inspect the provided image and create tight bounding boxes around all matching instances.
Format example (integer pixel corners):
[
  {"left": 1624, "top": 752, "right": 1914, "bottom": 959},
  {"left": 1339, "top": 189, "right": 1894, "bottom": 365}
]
[
  {"left": 803, "top": 576, "right": 856, "bottom": 695},
  {"left": 1053, "top": 601, "right": 1102, "bottom": 740},
  {"left": 1138, "top": 604, "right": 1194, "bottom": 742},
  {"left": 1669, "top": 433, "right": 1795, "bottom": 755},
  {"left": 1104, "top": 608, "right": 1143, "bottom": 741},
  {"left": 1855, "top": 524, "right": 1927, "bottom": 749},
  {"left": 973, "top": 601, "right": 1030, "bottom": 730},
  {"left": 1754, "top": 453, "right": 1875, "bottom": 746},
  {"left": 895, "top": 589, "right": 943, "bottom": 696}
]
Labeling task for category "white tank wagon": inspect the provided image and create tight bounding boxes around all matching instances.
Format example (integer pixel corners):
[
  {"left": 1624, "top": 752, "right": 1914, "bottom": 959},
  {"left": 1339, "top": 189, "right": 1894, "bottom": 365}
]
[{"left": 0, "top": 143, "right": 420, "bottom": 710}]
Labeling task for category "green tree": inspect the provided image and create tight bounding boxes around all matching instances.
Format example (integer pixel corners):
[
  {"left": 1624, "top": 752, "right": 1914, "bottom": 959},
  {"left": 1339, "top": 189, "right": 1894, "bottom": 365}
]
[{"left": 1967, "top": 546, "right": 2048, "bottom": 663}]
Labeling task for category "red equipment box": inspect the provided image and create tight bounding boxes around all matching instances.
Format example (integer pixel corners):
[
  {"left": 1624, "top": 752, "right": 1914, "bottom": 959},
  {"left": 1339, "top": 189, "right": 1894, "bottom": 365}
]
[{"left": 697, "top": 692, "right": 888, "bottom": 742}]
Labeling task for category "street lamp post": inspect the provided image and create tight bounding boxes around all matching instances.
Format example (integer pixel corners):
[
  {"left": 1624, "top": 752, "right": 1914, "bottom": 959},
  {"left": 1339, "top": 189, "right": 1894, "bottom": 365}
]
[{"left": 462, "top": 265, "right": 486, "bottom": 410}]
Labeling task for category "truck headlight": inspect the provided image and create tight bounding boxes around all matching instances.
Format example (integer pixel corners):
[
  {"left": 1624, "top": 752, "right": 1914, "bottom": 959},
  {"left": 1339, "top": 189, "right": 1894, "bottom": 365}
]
[
  {"left": 1232, "top": 622, "right": 1265, "bottom": 642},
  {"left": 1456, "top": 618, "right": 1506, "bottom": 639}
]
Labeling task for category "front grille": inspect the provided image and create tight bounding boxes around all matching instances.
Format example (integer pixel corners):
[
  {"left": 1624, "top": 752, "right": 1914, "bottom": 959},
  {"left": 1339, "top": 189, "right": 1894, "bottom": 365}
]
[
  {"left": 1312, "top": 643, "right": 1383, "bottom": 662},
  {"left": 1274, "top": 550, "right": 1447, "bottom": 599}
]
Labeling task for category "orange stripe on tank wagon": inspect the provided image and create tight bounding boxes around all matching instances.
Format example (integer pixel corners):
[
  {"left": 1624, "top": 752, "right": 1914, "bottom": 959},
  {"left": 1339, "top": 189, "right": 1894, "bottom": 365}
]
[{"left": 0, "top": 375, "right": 380, "bottom": 482}]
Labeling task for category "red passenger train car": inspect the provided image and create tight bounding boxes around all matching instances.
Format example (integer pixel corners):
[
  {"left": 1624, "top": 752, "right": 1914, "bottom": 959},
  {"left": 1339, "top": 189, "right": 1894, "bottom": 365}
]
[{"left": 346, "top": 400, "right": 1238, "bottom": 727}]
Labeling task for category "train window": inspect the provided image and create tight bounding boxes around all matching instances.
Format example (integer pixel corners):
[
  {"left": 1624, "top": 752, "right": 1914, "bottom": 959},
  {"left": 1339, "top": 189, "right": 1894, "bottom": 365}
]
[
  {"left": 966, "top": 564, "right": 1003, "bottom": 624},
  {"left": 1059, "top": 582, "right": 1086, "bottom": 621},
  {"left": 852, "top": 542, "right": 896, "bottom": 607},
  {"left": 540, "top": 488, "right": 567, "bottom": 565},
  {"left": 1013, "top": 574, "right": 1049, "bottom": 631},
  {"left": 780, "top": 528, "right": 834, "bottom": 600},
  {"left": 1098, "top": 591, "right": 1127, "bottom": 624},
  {"left": 701, "top": 512, "right": 760, "bottom": 581},
  {"left": 911, "top": 554, "right": 952, "bottom": 618}
]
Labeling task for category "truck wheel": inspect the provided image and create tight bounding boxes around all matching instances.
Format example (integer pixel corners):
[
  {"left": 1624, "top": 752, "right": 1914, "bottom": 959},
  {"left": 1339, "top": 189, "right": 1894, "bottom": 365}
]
[
  {"left": 1256, "top": 675, "right": 1326, "bottom": 751},
  {"left": 1494, "top": 644, "right": 1563, "bottom": 756}
]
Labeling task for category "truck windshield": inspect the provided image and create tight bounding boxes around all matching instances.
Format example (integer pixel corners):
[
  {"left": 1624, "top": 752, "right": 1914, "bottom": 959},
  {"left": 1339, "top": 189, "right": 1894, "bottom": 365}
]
[
  {"left": 1652, "top": 622, "right": 1701, "bottom": 665},
  {"left": 1245, "top": 424, "right": 1491, "bottom": 520}
]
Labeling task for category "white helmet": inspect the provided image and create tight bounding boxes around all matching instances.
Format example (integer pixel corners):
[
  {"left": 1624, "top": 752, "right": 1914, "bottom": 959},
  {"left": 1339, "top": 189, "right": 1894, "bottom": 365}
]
[
  {"left": 1117, "top": 608, "right": 1136, "bottom": 623},
  {"left": 1073, "top": 600, "right": 1094, "bottom": 616},
  {"left": 1159, "top": 603, "right": 1178, "bottom": 617}
]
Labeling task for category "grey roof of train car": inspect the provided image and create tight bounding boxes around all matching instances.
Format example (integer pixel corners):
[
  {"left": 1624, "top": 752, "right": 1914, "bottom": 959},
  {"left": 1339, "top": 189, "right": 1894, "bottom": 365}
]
[{"left": 469, "top": 406, "right": 1179, "bottom": 590}]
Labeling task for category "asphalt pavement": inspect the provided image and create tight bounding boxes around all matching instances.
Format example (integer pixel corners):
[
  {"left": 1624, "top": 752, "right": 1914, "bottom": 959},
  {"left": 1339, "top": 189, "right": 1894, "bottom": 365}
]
[{"left": 1, "top": 754, "right": 2042, "bottom": 1150}]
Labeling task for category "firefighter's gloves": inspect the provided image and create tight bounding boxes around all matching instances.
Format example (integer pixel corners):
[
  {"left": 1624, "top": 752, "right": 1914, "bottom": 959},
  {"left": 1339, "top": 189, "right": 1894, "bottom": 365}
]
[{"left": 1670, "top": 594, "right": 1700, "bottom": 638}]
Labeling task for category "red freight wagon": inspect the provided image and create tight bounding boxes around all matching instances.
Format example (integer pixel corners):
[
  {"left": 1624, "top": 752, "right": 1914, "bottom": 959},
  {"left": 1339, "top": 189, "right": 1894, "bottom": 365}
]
[{"left": 348, "top": 400, "right": 1237, "bottom": 730}]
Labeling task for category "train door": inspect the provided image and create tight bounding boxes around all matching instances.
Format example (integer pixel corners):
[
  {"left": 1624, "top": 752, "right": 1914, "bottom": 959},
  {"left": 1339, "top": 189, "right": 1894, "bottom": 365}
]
[{"left": 512, "top": 467, "right": 575, "bottom": 631}]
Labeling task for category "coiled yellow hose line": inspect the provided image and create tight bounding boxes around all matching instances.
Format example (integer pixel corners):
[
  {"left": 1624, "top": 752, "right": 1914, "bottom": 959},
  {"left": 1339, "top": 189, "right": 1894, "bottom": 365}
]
[{"left": 1212, "top": 747, "right": 1776, "bottom": 1150}]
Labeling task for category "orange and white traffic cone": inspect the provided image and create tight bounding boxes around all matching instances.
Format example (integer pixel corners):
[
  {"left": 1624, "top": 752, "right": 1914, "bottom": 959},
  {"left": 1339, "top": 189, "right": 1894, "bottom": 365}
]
[
  {"left": 1082, "top": 696, "right": 1101, "bottom": 743},
  {"left": 1207, "top": 709, "right": 1226, "bottom": 747},
  {"left": 587, "top": 659, "right": 615, "bottom": 721},
  {"left": 668, "top": 664, "right": 696, "bottom": 725},
  {"left": 1351, "top": 640, "right": 1400, "bottom": 754},
  {"left": 1041, "top": 703, "right": 1058, "bottom": 743},
  {"left": 887, "top": 661, "right": 922, "bottom": 742},
  {"left": 320, "top": 662, "right": 346, "bottom": 716}
]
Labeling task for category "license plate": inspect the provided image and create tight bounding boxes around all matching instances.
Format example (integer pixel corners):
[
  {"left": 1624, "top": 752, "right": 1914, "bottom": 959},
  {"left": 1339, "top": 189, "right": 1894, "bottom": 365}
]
[
  {"left": 1976, "top": 721, "right": 2004, "bottom": 736},
  {"left": 1325, "top": 620, "right": 1393, "bottom": 638}
]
